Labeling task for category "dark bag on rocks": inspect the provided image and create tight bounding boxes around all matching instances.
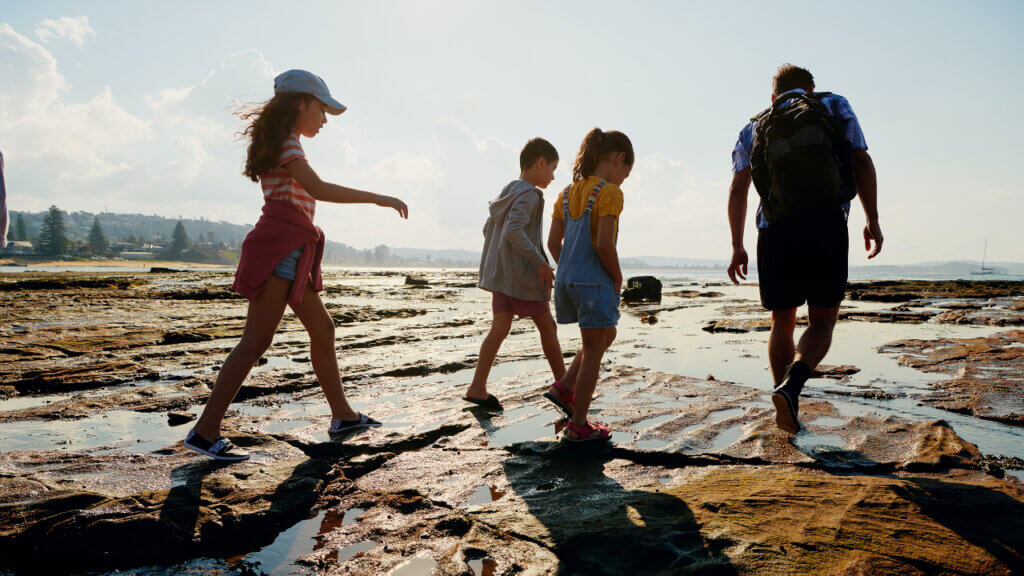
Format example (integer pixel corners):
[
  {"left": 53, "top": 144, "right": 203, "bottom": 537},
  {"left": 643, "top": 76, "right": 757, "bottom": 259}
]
[
  {"left": 622, "top": 276, "right": 662, "bottom": 304},
  {"left": 749, "top": 91, "right": 855, "bottom": 223}
]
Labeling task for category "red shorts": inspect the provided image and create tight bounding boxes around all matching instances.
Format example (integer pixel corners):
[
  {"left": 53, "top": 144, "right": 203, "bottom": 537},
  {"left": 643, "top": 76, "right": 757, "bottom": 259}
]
[{"left": 492, "top": 291, "right": 550, "bottom": 318}]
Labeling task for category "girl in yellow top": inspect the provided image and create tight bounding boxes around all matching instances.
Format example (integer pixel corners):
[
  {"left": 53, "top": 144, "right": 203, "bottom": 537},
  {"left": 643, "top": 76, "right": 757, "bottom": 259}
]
[{"left": 544, "top": 128, "right": 633, "bottom": 442}]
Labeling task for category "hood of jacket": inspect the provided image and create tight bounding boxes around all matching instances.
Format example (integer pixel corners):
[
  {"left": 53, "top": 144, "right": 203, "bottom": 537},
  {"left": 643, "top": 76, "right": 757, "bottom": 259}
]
[{"left": 488, "top": 179, "right": 539, "bottom": 219}]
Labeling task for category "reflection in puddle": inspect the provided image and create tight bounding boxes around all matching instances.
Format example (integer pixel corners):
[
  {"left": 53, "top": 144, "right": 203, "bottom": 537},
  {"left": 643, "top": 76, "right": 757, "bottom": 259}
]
[
  {"left": 793, "top": 433, "right": 847, "bottom": 452},
  {"left": 0, "top": 406, "right": 202, "bottom": 453},
  {"left": 465, "top": 484, "right": 506, "bottom": 506},
  {"left": 468, "top": 557, "right": 498, "bottom": 576},
  {"left": 241, "top": 506, "right": 345, "bottom": 575}
]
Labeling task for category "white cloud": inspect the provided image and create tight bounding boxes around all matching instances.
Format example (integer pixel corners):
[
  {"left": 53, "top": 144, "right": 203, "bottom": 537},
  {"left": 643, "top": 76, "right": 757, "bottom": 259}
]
[{"left": 34, "top": 16, "right": 96, "bottom": 46}]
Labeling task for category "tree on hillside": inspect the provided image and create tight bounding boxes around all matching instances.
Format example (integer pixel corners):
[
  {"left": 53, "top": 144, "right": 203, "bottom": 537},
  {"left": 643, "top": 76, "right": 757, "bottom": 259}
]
[
  {"left": 12, "top": 213, "right": 27, "bottom": 241},
  {"left": 36, "top": 206, "right": 68, "bottom": 256},
  {"left": 170, "top": 220, "right": 188, "bottom": 257},
  {"left": 87, "top": 216, "right": 108, "bottom": 255}
]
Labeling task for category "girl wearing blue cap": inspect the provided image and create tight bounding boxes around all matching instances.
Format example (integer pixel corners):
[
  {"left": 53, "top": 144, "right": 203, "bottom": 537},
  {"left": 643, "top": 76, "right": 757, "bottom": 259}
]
[{"left": 185, "top": 70, "right": 408, "bottom": 461}]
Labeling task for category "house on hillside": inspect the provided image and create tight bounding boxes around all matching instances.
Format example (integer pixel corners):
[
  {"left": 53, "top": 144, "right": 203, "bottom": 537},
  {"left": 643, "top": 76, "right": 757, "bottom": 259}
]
[{"left": 1, "top": 241, "right": 34, "bottom": 255}]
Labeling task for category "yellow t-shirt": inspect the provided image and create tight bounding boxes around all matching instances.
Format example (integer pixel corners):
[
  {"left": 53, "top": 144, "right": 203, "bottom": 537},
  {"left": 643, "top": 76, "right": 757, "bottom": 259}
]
[{"left": 551, "top": 175, "right": 624, "bottom": 246}]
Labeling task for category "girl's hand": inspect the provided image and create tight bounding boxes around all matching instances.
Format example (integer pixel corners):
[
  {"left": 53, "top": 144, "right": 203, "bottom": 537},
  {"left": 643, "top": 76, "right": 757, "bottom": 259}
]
[{"left": 378, "top": 195, "right": 409, "bottom": 219}]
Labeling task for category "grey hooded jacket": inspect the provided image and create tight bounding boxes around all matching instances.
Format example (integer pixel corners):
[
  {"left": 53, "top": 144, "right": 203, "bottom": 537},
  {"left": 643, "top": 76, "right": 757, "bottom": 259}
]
[{"left": 478, "top": 180, "right": 549, "bottom": 302}]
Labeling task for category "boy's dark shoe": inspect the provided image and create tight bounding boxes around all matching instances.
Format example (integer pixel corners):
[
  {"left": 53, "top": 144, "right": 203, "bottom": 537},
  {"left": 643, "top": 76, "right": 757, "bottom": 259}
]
[
  {"left": 771, "top": 360, "right": 810, "bottom": 434},
  {"left": 183, "top": 429, "right": 250, "bottom": 462}
]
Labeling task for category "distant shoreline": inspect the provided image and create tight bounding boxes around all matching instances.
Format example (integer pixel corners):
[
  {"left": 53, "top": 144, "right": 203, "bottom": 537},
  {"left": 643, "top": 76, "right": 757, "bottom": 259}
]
[{"left": 0, "top": 258, "right": 228, "bottom": 269}]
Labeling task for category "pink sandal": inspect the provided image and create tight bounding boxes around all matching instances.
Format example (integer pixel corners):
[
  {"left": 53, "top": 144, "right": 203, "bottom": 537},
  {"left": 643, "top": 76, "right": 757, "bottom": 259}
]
[
  {"left": 564, "top": 420, "right": 611, "bottom": 443},
  {"left": 543, "top": 381, "right": 575, "bottom": 418}
]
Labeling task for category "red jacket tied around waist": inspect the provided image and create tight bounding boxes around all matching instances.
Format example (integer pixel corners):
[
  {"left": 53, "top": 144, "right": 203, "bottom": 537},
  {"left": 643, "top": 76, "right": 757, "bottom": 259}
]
[{"left": 232, "top": 199, "right": 325, "bottom": 304}]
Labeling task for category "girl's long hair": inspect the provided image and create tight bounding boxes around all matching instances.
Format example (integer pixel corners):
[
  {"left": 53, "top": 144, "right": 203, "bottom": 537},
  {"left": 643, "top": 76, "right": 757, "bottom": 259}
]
[
  {"left": 237, "top": 92, "right": 312, "bottom": 182},
  {"left": 572, "top": 128, "right": 635, "bottom": 182}
]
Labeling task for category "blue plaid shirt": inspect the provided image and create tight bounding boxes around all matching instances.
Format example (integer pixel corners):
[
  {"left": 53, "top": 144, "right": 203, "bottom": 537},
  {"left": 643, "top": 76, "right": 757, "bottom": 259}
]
[{"left": 732, "top": 89, "right": 867, "bottom": 228}]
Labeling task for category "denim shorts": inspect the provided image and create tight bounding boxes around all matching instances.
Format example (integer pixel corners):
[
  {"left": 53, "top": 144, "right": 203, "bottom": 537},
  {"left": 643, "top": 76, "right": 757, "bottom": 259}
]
[
  {"left": 554, "top": 281, "right": 620, "bottom": 329},
  {"left": 273, "top": 247, "right": 303, "bottom": 280}
]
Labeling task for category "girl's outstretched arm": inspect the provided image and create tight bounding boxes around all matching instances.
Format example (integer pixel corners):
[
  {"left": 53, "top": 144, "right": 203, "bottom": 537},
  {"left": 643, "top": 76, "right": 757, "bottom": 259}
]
[{"left": 286, "top": 158, "right": 408, "bottom": 218}]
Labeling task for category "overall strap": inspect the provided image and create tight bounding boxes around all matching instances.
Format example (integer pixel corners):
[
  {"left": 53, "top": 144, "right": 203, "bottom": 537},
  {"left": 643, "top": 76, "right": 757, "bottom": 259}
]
[
  {"left": 583, "top": 181, "right": 608, "bottom": 216},
  {"left": 561, "top": 185, "right": 571, "bottom": 218}
]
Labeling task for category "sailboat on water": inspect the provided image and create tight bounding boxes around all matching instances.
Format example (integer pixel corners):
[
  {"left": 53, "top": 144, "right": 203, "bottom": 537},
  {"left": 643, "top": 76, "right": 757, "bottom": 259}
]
[{"left": 971, "top": 239, "right": 998, "bottom": 276}]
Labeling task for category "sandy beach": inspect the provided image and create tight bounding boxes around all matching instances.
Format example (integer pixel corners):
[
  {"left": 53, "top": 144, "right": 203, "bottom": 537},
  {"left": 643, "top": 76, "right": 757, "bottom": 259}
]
[{"left": 1, "top": 269, "right": 1023, "bottom": 575}]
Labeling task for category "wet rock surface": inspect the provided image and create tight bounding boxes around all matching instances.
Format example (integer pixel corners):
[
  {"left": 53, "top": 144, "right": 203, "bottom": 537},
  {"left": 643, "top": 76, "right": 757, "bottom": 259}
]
[
  {"left": 1, "top": 273, "right": 1023, "bottom": 575},
  {"left": 882, "top": 329, "right": 1024, "bottom": 426}
]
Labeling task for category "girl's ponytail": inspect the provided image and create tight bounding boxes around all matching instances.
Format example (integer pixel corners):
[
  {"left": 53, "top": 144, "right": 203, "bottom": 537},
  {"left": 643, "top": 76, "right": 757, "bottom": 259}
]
[{"left": 572, "top": 127, "right": 635, "bottom": 182}]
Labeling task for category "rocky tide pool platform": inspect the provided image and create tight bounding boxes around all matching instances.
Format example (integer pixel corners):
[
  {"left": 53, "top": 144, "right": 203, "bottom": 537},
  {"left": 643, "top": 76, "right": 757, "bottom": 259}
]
[{"left": 1, "top": 270, "right": 1023, "bottom": 575}]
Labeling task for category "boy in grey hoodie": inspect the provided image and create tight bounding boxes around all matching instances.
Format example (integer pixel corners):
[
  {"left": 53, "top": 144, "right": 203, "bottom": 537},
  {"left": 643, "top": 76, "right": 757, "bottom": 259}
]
[{"left": 465, "top": 138, "right": 566, "bottom": 408}]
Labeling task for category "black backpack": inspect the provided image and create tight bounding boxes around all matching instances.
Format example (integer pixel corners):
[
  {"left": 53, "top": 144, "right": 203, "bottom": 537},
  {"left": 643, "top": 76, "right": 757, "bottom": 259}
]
[{"left": 749, "top": 92, "right": 855, "bottom": 223}]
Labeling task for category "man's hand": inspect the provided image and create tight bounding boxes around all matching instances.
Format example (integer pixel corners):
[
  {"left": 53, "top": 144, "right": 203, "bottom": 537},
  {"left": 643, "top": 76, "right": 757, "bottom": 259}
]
[
  {"left": 613, "top": 276, "right": 623, "bottom": 295},
  {"left": 377, "top": 195, "right": 409, "bottom": 219},
  {"left": 864, "top": 219, "right": 883, "bottom": 259},
  {"left": 728, "top": 247, "right": 748, "bottom": 284},
  {"left": 536, "top": 263, "right": 555, "bottom": 291}
]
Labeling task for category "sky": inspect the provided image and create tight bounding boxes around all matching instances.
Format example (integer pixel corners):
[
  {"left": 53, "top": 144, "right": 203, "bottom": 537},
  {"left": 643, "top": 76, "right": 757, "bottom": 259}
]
[{"left": 2, "top": 0, "right": 1022, "bottom": 264}]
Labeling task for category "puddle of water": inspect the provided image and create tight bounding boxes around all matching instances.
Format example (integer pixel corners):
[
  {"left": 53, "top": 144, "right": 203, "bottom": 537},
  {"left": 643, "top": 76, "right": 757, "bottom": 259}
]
[
  {"left": 677, "top": 407, "right": 748, "bottom": 437},
  {"left": 611, "top": 429, "right": 637, "bottom": 444},
  {"left": 634, "top": 438, "right": 671, "bottom": 450},
  {"left": 468, "top": 557, "right": 498, "bottom": 576},
  {"left": 808, "top": 415, "right": 845, "bottom": 428},
  {"left": 488, "top": 412, "right": 551, "bottom": 447},
  {"left": 337, "top": 540, "right": 377, "bottom": 564},
  {"left": 389, "top": 556, "right": 437, "bottom": 576},
  {"left": 631, "top": 413, "right": 677, "bottom": 431},
  {"left": 707, "top": 422, "right": 746, "bottom": 451},
  {"left": 342, "top": 507, "right": 366, "bottom": 526},
  {"left": 240, "top": 507, "right": 339, "bottom": 575},
  {"left": 263, "top": 419, "right": 310, "bottom": 435},
  {"left": 792, "top": 433, "right": 847, "bottom": 451},
  {"left": 0, "top": 393, "right": 67, "bottom": 413},
  {"left": 464, "top": 484, "right": 506, "bottom": 506},
  {"left": 0, "top": 405, "right": 202, "bottom": 453}
]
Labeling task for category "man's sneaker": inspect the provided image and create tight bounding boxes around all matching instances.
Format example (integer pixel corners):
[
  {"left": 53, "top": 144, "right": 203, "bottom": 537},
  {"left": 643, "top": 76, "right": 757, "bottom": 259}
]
[
  {"left": 329, "top": 413, "right": 382, "bottom": 434},
  {"left": 183, "top": 429, "right": 250, "bottom": 462},
  {"left": 771, "top": 361, "right": 810, "bottom": 434}
]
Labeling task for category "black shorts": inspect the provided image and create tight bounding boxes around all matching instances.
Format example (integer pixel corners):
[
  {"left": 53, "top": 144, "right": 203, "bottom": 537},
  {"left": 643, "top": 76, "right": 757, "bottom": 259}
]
[{"left": 756, "top": 211, "right": 849, "bottom": 311}]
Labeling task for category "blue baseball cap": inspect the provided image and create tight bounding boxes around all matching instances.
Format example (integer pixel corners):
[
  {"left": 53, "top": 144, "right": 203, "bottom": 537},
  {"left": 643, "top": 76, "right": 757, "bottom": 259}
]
[{"left": 273, "top": 69, "right": 346, "bottom": 115}]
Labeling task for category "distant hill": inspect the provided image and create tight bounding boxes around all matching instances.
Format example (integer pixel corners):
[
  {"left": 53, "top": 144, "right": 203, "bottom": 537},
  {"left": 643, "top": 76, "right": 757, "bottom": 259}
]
[{"left": 10, "top": 210, "right": 253, "bottom": 247}]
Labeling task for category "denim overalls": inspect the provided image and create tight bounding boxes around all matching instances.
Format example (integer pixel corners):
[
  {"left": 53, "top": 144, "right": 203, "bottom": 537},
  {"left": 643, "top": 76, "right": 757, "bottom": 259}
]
[{"left": 553, "top": 180, "right": 620, "bottom": 329}]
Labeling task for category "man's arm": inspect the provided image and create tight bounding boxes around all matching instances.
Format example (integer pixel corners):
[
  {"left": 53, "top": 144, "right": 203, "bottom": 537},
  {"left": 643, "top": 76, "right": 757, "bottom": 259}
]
[
  {"left": 853, "top": 149, "right": 882, "bottom": 258},
  {"left": 727, "top": 167, "right": 751, "bottom": 284}
]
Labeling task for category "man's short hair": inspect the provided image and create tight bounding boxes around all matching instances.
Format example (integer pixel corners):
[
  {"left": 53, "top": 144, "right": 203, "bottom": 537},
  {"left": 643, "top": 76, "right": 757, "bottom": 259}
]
[
  {"left": 772, "top": 64, "right": 815, "bottom": 96},
  {"left": 520, "top": 138, "right": 559, "bottom": 171}
]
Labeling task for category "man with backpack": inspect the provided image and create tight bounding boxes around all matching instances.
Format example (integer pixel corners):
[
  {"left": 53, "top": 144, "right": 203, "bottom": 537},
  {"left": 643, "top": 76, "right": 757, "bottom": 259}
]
[{"left": 726, "top": 64, "right": 882, "bottom": 434}]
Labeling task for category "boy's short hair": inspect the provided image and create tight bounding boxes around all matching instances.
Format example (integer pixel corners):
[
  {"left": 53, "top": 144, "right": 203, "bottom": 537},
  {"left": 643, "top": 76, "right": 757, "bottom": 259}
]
[
  {"left": 772, "top": 64, "right": 815, "bottom": 96},
  {"left": 520, "top": 138, "right": 559, "bottom": 171}
]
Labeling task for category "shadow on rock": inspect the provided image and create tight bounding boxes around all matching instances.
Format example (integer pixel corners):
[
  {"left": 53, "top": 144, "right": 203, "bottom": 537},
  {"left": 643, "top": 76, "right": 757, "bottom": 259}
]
[
  {"left": 891, "top": 477, "right": 1024, "bottom": 573},
  {"left": 469, "top": 410, "right": 738, "bottom": 575}
]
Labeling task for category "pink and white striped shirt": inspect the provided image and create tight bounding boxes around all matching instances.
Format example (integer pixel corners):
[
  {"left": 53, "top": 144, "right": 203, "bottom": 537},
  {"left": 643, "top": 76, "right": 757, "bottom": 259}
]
[{"left": 261, "top": 135, "right": 315, "bottom": 221}]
